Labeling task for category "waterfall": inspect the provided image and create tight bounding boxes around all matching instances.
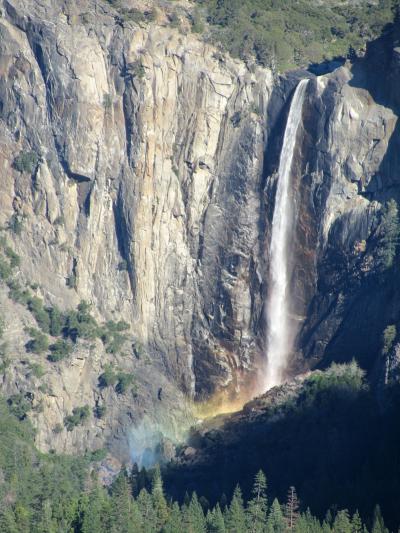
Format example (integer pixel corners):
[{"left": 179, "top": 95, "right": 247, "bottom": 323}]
[{"left": 264, "top": 79, "right": 309, "bottom": 390}]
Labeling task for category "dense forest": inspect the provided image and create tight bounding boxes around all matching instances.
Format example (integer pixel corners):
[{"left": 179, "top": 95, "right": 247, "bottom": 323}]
[
  {"left": 0, "top": 363, "right": 398, "bottom": 532},
  {"left": 0, "top": 394, "right": 392, "bottom": 533}
]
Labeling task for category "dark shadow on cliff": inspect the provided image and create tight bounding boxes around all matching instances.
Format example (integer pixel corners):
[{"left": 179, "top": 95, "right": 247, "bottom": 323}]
[{"left": 163, "top": 366, "right": 400, "bottom": 530}]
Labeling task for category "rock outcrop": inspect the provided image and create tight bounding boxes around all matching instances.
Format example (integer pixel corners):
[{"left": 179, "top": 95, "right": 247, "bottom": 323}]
[
  {"left": 0, "top": 0, "right": 399, "bottom": 458},
  {"left": 0, "top": 0, "right": 276, "bottom": 456}
]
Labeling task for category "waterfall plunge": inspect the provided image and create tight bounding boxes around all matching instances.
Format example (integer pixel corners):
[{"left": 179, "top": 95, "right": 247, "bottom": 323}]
[{"left": 265, "top": 79, "right": 309, "bottom": 390}]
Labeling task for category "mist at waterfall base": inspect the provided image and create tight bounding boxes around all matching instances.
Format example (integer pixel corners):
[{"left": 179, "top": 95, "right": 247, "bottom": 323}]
[{"left": 264, "top": 79, "right": 309, "bottom": 391}]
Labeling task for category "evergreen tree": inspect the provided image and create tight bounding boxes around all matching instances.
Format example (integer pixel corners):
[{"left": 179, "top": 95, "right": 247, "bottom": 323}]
[
  {"left": 351, "top": 511, "right": 363, "bottom": 533},
  {"left": 80, "top": 485, "right": 108, "bottom": 533},
  {"left": 207, "top": 504, "right": 226, "bottom": 533},
  {"left": 247, "top": 470, "right": 268, "bottom": 533},
  {"left": 163, "top": 502, "right": 185, "bottom": 533},
  {"left": 371, "top": 506, "right": 388, "bottom": 533},
  {"left": 138, "top": 488, "right": 157, "bottom": 533},
  {"left": 0, "top": 508, "right": 19, "bottom": 533},
  {"left": 183, "top": 492, "right": 206, "bottom": 533},
  {"left": 151, "top": 465, "right": 169, "bottom": 529},
  {"left": 378, "top": 199, "right": 400, "bottom": 269},
  {"left": 225, "top": 485, "right": 247, "bottom": 533},
  {"left": 33, "top": 499, "right": 58, "bottom": 533},
  {"left": 333, "top": 509, "right": 352, "bottom": 533},
  {"left": 266, "top": 498, "right": 286, "bottom": 533},
  {"left": 14, "top": 503, "right": 30, "bottom": 533},
  {"left": 296, "top": 509, "right": 324, "bottom": 533},
  {"left": 285, "top": 486, "right": 300, "bottom": 531},
  {"left": 109, "top": 470, "right": 138, "bottom": 533}
]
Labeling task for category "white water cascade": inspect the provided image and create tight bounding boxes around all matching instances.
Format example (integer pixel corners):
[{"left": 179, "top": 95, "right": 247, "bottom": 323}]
[{"left": 264, "top": 78, "right": 309, "bottom": 390}]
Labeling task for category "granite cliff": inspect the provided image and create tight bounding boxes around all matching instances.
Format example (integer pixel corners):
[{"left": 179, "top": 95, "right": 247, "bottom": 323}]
[{"left": 0, "top": 0, "right": 399, "bottom": 460}]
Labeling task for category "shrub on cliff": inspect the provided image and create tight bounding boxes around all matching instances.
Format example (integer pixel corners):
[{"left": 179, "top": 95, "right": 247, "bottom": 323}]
[
  {"left": 25, "top": 328, "right": 49, "bottom": 354},
  {"left": 13, "top": 150, "right": 39, "bottom": 174},
  {"left": 48, "top": 339, "right": 73, "bottom": 362},
  {"left": 377, "top": 198, "right": 400, "bottom": 270},
  {"left": 64, "top": 405, "right": 90, "bottom": 431}
]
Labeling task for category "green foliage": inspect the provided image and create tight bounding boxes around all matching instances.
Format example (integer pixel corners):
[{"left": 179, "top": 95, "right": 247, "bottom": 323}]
[
  {"left": 98, "top": 364, "right": 118, "bottom": 388},
  {"left": 247, "top": 470, "right": 268, "bottom": 532},
  {"left": 152, "top": 465, "right": 169, "bottom": 529},
  {"left": 28, "top": 362, "right": 46, "bottom": 378},
  {"left": 7, "top": 393, "right": 32, "bottom": 420},
  {"left": 25, "top": 327, "right": 49, "bottom": 354},
  {"left": 0, "top": 256, "right": 12, "bottom": 280},
  {"left": 299, "top": 361, "right": 366, "bottom": 409},
  {"left": 225, "top": 485, "right": 246, "bottom": 532},
  {"left": 0, "top": 392, "right": 392, "bottom": 533},
  {"left": 98, "top": 365, "right": 134, "bottom": 394},
  {"left": 13, "top": 150, "right": 39, "bottom": 173},
  {"left": 115, "top": 372, "right": 135, "bottom": 394},
  {"left": 196, "top": 0, "right": 396, "bottom": 70},
  {"left": 7, "top": 214, "right": 24, "bottom": 235},
  {"left": 48, "top": 306, "right": 63, "bottom": 336},
  {"left": 7, "top": 280, "right": 31, "bottom": 304},
  {"left": 48, "top": 339, "right": 73, "bottom": 362},
  {"left": 64, "top": 405, "right": 90, "bottom": 431},
  {"left": 27, "top": 296, "right": 51, "bottom": 333},
  {"left": 99, "top": 320, "right": 129, "bottom": 354},
  {"left": 3, "top": 245, "right": 20, "bottom": 268},
  {"left": 382, "top": 324, "right": 396, "bottom": 355},
  {"left": 191, "top": 7, "right": 205, "bottom": 33},
  {"left": 377, "top": 199, "right": 400, "bottom": 270},
  {"left": 0, "top": 396, "right": 89, "bottom": 532},
  {"left": 64, "top": 301, "right": 98, "bottom": 341}
]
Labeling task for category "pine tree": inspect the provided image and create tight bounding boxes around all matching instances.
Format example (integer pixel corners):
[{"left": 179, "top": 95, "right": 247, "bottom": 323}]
[
  {"left": 285, "top": 486, "right": 300, "bottom": 531},
  {"left": 225, "top": 485, "right": 247, "bottom": 533},
  {"left": 371, "top": 506, "right": 388, "bottom": 533},
  {"left": 333, "top": 509, "right": 352, "bottom": 533},
  {"left": 151, "top": 465, "right": 169, "bottom": 529},
  {"left": 351, "top": 511, "right": 363, "bottom": 533},
  {"left": 0, "top": 508, "right": 19, "bottom": 533},
  {"left": 247, "top": 470, "right": 268, "bottom": 533},
  {"left": 378, "top": 199, "right": 400, "bottom": 269},
  {"left": 296, "top": 509, "right": 324, "bottom": 533},
  {"left": 33, "top": 499, "right": 58, "bottom": 533},
  {"left": 183, "top": 492, "right": 206, "bottom": 533},
  {"left": 266, "top": 498, "right": 286, "bottom": 533},
  {"left": 14, "top": 503, "right": 30, "bottom": 533},
  {"left": 163, "top": 502, "right": 185, "bottom": 533},
  {"left": 80, "top": 485, "right": 108, "bottom": 533},
  {"left": 109, "top": 471, "right": 138, "bottom": 533},
  {"left": 138, "top": 488, "right": 157, "bottom": 533},
  {"left": 207, "top": 504, "right": 226, "bottom": 533}
]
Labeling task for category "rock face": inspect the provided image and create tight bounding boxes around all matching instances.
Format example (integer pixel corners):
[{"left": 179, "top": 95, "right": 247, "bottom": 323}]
[
  {"left": 0, "top": 0, "right": 399, "bottom": 457},
  {"left": 290, "top": 25, "right": 400, "bottom": 374},
  {"left": 0, "top": 0, "right": 276, "bottom": 456}
]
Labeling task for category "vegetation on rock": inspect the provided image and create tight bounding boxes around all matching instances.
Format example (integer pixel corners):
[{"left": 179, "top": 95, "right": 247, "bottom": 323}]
[{"left": 195, "top": 0, "right": 397, "bottom": 70}]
